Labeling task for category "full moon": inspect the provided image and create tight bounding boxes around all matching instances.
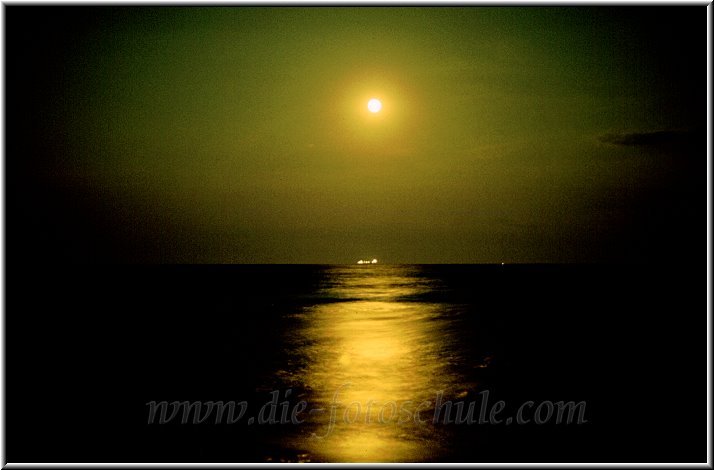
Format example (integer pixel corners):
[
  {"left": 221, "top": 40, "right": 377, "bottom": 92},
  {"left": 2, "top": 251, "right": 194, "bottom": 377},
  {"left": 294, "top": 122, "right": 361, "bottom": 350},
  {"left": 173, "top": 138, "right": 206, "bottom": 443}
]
[{"left": 367, "top": 98, "right": 382, "bottom": 113}]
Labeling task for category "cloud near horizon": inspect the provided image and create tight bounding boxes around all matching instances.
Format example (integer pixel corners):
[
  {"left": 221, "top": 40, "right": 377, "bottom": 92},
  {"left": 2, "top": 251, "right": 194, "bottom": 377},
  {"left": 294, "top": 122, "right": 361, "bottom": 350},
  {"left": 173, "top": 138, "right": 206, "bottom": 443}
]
[{"left": 598, "top": 129, "right": 698, "bottom": 147}]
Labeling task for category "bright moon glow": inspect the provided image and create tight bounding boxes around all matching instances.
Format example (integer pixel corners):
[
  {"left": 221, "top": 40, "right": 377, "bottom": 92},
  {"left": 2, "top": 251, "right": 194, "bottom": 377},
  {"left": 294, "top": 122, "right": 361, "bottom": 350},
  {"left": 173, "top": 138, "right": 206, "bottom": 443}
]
[{"left": 367, "top": 98, "right": 382, "bottom": 113}]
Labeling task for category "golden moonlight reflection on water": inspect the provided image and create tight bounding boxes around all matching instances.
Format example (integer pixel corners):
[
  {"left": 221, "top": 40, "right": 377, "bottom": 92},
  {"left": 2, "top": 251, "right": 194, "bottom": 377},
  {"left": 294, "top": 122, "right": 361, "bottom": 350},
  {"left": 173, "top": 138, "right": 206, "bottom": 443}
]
[{"left": 265, "top": 265, "right": 480, "bottom": 462}]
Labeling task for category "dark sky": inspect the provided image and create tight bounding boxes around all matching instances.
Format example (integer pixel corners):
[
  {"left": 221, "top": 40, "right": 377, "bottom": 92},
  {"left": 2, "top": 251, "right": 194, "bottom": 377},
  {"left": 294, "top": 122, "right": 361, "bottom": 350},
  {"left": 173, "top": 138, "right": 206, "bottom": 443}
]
[{"left": 5, "top": 6, "right": 705, "bottom": 264}]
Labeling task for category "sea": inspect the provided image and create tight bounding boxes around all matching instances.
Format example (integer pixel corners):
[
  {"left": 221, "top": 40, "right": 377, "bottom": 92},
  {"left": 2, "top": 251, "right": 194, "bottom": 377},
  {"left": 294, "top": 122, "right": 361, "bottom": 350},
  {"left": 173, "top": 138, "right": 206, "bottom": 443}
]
[{"left": 8, "top": 263, "right": 702, "bottom": 462}]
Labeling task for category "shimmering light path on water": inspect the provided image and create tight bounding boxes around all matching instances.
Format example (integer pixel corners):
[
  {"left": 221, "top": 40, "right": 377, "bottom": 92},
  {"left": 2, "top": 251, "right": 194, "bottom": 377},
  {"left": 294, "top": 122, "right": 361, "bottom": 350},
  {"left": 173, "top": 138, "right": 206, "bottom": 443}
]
[{"left": 262, "top": 265, "right": 489, "bottom": 462}]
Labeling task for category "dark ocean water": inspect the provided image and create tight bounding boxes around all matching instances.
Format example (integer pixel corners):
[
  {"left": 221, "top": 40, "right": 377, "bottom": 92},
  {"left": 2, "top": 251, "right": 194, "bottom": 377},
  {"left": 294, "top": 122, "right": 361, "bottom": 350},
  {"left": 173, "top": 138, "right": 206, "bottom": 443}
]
[{"left": 8, "top": 263, "right": 702, "bottom": 462}]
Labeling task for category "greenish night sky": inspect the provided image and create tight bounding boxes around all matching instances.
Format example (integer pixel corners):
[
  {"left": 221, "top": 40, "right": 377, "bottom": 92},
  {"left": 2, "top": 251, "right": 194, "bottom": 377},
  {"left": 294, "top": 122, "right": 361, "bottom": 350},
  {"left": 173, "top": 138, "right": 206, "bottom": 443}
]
[{"left": 6, "top": 6, "right": 704, "bottom": 263}]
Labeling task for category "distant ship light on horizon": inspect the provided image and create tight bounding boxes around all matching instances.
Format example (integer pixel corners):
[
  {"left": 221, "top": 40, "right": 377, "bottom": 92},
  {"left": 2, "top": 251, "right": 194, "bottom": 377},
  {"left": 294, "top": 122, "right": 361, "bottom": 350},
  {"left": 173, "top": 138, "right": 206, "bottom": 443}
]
[{"left": 357, "top": 259, "right": 378, "bottom": 264}]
